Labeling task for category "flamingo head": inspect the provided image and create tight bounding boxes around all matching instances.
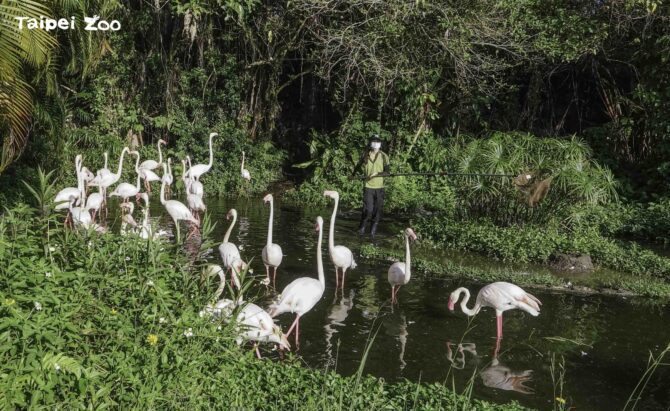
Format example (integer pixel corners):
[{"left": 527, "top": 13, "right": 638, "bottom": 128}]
[
  {"left": 209, "top": 132, "right": 218, "bottom": 138},
  {"left": 405, "top": 228, "right": 418, "bottom": 242},
  {"left": 121, "top": 201, "right": 135, "bottom": 215},
  {"left": 130, "top": 150, "right": 140, "bottom": 157},
  {"left": 263, "top": 193, "right": 273, "bottom": 204},
  {"left": 323, "top": 190, "right": 339, "bottom": 200},
  {"left": 447, "top": 297, "right": 455, "bottom": 311},
  {"left": 270, "top": 325, "right": 291, "bottom": 351},
  {"left": 315, "top": 216, "right": 323, "bottom": 232},
  {"left": 204, "top": 264, "right": 224, "bottom": 278},
  {"left": 226, "top": 209, "right": 237, "bottom": 220},
  {"left": 80, "top": 167, "right": 95, "bottom": 182},
  {"left": 158, "top": 139, "right": 167, "bottom": 145}
]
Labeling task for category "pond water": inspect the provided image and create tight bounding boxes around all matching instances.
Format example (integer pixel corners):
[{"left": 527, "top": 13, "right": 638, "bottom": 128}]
[{"left": 139, "top": 196, "right": 669, "bottom": 410}]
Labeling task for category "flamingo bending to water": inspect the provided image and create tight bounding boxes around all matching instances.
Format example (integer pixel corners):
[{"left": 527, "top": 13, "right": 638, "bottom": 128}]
[
  {"left": 261, "top": 194, "right": 283, "bottom": 287},
  {"left": 324, "top": 190, "right": 356, "bottom": 289},
  {"left": 269, "top": 216, "right": 325, "bottom": 348},
  {"left": 388, "top": 228, "right": 418, "bottom": 304},
  {"left": 448, "top": 282, "right": 542, "bottom": 341},
  {"left": 159, "top": 162, "right": 198, "bottom": 242},
  {"left": 109, "top": 151, "right": 141, "bottom": 202}
]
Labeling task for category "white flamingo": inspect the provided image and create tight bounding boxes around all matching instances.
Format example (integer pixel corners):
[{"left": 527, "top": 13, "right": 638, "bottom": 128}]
[
  {"left": 241, "top": 151, "right": 251, "bottom": 180},
  {"left": 261, "top": 194, "right": 283, "bottom": 287},
  {"left": 139, "top": 167, "right": 161, "bottom": 193},
  {"left": 85, "top": 186, "right": 104, "bottom": 223},
  {"left": 89, "top": 147, "right": 130, "bottom": 217},
  {"left": 54, "top": 155, "right": 84, "bottom": 211},
  {"left": 218, "top": 209, "right": 246, "bottom": 289},
  {"left": 139, "top": 139, "right": 166, "bottom": 171},
  {"left": 185, "top": 156, "right": 204, "bottom": 197},
  {"left": 236, "top": 302, "right": 290, "bottom": 358},
  {"left": 159, "top": 162, "right": 199, "bottom": 242},
  {"left": 120, "top": 201, "right": 138, "bottom": 236},
  {"left": 68, "top": 195, "right": 92, "bottom": 228},
  {"left": 324, "top": 190, "right": 357, "bottom": 289},
  {"left": 199, "top": 264, "right": 241, "bottom": 320},
  {"left": 109, "top": 151, "right": 141, "bottom": 202},
  {"left": 136, "top": 193, "right": 159, "bottom": 240},
  {"left": 95, "top": 152, "right": 110, "bottom": 179},
  {"left": 161, "top": 158, "right": 173, "bottom": 198},
  {"left": 388, "top": 228, "right": 418, "bottom": 304},
  {"left": 187, "top": 192, "right": 206, "bottom": 222},
  {"left": 187, "top": 132, "right": 217, "bottom": 181},
  {"left": 448, "top": 282, "right": 542, "bottom": 341},
  {"left": 269, "top": 216, "right": 325, "bottom": 348}
]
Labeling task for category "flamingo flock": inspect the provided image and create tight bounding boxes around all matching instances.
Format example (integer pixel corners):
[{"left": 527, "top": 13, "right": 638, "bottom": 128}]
[{"left": 53, "top": 133, "right": 542, "bottom": 359}]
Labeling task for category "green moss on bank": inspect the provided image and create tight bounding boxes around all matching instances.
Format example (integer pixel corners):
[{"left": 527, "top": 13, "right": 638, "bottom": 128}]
[{"left": 360, "top": 244, "right": 670, "bottom": 298}]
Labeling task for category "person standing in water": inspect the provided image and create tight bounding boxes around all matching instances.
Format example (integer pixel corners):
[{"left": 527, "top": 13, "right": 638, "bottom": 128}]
[{"left": 351, "top": 134, "right": 390, "bottom": 237}]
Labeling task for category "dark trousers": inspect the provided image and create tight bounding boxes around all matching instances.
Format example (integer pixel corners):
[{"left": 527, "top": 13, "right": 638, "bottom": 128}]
[{"left": 360, "top": 187, "right": 385, "bottom": 227}]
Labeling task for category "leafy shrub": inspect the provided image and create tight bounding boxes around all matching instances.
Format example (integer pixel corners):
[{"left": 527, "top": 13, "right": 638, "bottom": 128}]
[{"left": 416, "top": 215, "right": 670, "bottom": 281}]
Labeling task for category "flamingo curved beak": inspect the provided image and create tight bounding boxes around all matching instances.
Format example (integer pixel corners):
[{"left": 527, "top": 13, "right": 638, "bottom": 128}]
[{"left": 447, "top": 298, "right": 455, "bottom": 311}]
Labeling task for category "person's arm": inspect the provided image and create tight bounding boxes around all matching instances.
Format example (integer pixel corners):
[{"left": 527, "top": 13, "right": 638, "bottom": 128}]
[
  {"left": 350, "top": 150, "right": 368, "bottom": 177},
  {"left": 378, "top": 152, "right": 390, "bottom": 176}
]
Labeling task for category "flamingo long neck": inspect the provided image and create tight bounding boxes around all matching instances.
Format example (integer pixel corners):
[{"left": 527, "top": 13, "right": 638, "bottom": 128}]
[
  {"left": 103, "top": 152, "right": 108, "bottom": 169},
  {"left": 328, "top": 196, "right": 337, "bottom": 251},
  {"left": 207, "top": 134, "right": 214, "bottom": 168},
  {"left": 134, "top": 154, "right": 141, "bottom": 190},
  {"left": 266, "top": 198, "right": 273, "bottom": 246},
  {"left": 167, "top": 159, "right": 172, "bottom": 177},
  {"left": 214, "top": 270, "right": 226, "bottom": 300},
  {"left": 223, "top": 212, "right": 236, "bottom": 243},
  {"left": 157, "top": 141, "right": 164, "bottom": 165},
  {"left": 160, "top": 165, "right": 167, "bottom": 205},
  {"left": 457, "top": 288, "right": 481, "bottom": 316},
  {"left": 241, "top": 152, "right": 245, "bottom": 172},
  {"left": 115, "top": 149, "right": 127, "bottom": 178},
  {"left": 404, "top": 233, "right": 411, "bottom": 283},
  {"left": 317, "top": 223, "right": 324, "bottom": 288}
]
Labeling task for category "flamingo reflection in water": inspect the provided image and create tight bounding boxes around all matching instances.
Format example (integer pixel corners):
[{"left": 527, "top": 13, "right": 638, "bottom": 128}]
[
  {"left": 323, "top": 290, "right": 355, "bottom": 366},
  {"left": 446, "top": 342, "right": 477, "bottom": 370},
  {"left": 481, "top": 357, "right": 534, "bottom": 394},
  {"left": 383, "top": 312, "right": 410, "bottom": 371},
  {"left": 445, "top": 341, "right": 535, "bottom": 395}
]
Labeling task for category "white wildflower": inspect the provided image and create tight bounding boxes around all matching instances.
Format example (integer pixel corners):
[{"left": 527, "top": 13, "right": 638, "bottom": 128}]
[
  {"left": 238, "top": 245, "right": 244, "bottom": 251},
  {"left": 125, "top": 256, "right": 131, "bottom": 261},
  {"left": 217, "top": 325, "right": 222, "bottom": 331},
  {"left": 261, "top": 277, "right": 270, "bottom": 286},
  {"left": 183, "top": 328, "right": 194, "bottom": 338},
  {"left": 54, "top": 363, "right": 61, "bottom": 371},
  {"left": 146, "top": 280, "right": 154, "bottom": 287},
  {"left": 45, "top": 272, "right": 52, "bottom": 278},
  {"left": 49, "top": 246, "right": 56, "bottom": 252},
  {"left": 34, "top": 301, "right": 42, "bottom": 311},
  {"left": 159, "top": 317, "right": 166, "bottom": 324}
]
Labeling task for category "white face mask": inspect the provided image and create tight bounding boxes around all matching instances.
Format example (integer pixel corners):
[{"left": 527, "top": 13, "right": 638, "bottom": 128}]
[{"left": 370, "top": 142, "right": 381, "bottom": 150}]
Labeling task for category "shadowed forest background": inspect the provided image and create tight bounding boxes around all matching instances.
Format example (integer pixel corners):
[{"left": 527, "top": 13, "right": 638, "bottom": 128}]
[{"left": 2, "top": 0, "right": 670, "bottom": 252}]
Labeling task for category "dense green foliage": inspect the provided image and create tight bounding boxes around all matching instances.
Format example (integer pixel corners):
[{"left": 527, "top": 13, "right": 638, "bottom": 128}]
[
  {"left": 416, "top": 216, "right": 670, "bottom": 282},
  {"left": 0, "top": 202, "right": 527, "bottom": 410}
]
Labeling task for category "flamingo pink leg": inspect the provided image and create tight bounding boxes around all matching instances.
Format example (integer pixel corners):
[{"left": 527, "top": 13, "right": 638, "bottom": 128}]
[
  {"left": 286, "top": 315, "right": 300, "bottom": 338},
  {"left": 391, "top": 286, "right": 395, "bottom": 304},
  {"left": 273, "top": 267, "right": 278, "bottom": 288},
  {"left": 496, "top": 314, "right": 503, "bottom": 340},
  {"left": 255, "top": 344, "right": 262, "bottom": 359},
  {"left": 265, "top": 265, "right": 270, "bottom": 284},
  {"left": 334, "top": 268, "right": 339, "bottom": 289},
  {"left": 494, "top": 335, "right": 502, "bottom": 359},
  {"left": 341, "top": 269, "right": 347, "bottom": 289}
]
